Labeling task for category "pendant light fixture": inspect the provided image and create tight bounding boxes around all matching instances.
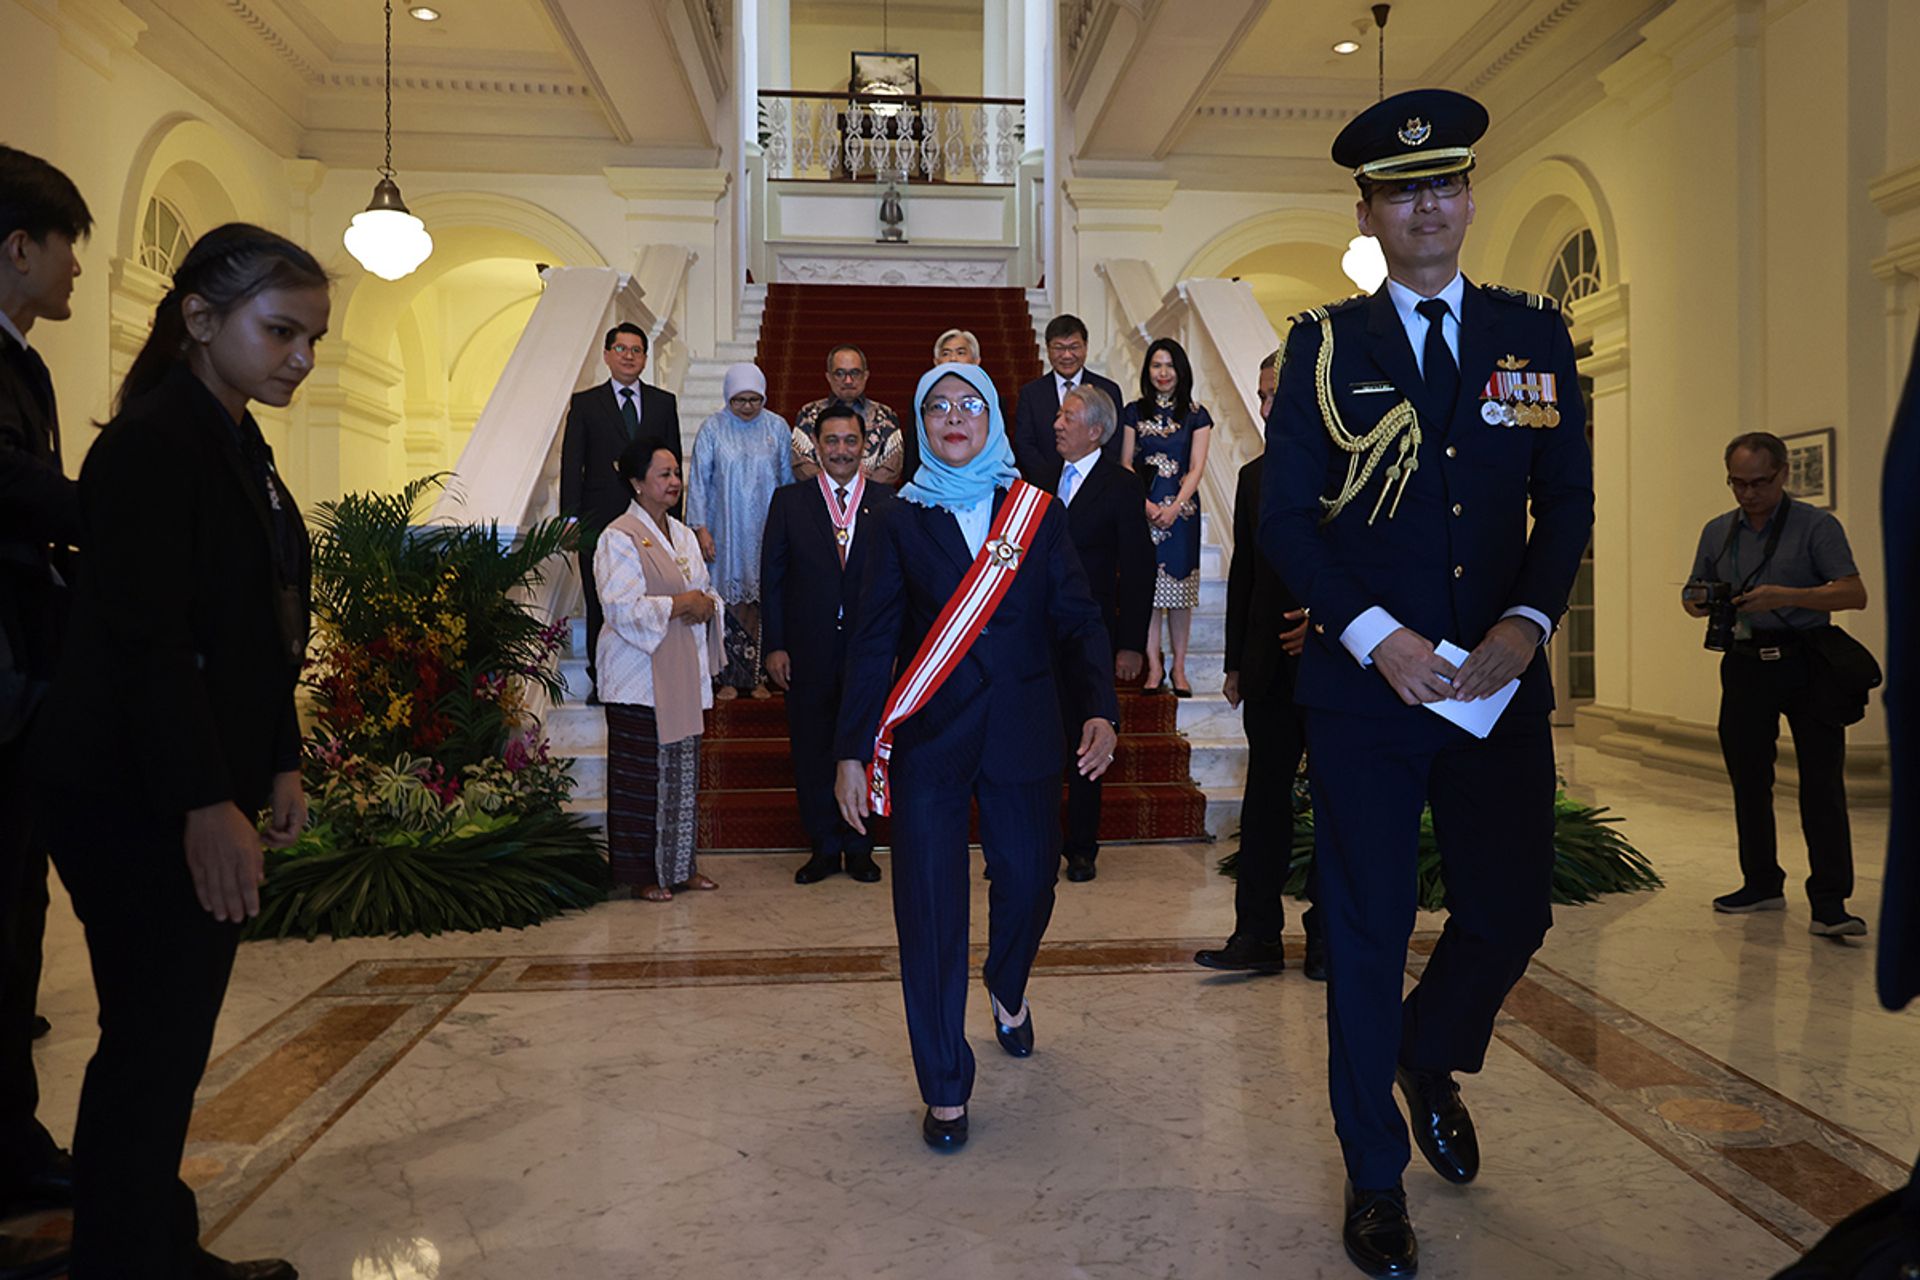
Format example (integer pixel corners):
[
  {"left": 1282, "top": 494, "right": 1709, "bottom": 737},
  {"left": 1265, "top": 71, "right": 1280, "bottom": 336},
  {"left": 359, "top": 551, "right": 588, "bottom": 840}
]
[
  {"left": 343, "top": 0, "right": 433, "bottom": 281},
  {"left": 1342, "top": 3, "right": 1392, "bottom": 294}
]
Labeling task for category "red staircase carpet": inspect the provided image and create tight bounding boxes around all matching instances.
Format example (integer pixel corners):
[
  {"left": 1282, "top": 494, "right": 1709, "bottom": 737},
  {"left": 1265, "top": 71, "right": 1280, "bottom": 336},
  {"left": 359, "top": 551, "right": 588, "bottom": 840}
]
[{"left": 691, "top": 282, "right": 1210, "bottom": 852}]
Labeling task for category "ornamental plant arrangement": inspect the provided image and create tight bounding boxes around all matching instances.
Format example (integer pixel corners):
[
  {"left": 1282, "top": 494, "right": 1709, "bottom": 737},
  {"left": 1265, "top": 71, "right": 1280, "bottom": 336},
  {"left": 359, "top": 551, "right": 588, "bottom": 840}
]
[{"left": 246, "top": 475, "right": 607, "bottom": 941}]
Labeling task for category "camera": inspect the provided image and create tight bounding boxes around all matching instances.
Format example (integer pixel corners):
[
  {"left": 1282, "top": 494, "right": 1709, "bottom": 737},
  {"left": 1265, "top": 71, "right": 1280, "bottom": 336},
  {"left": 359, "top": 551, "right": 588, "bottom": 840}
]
[{"left": 1684, "top": 578, "right": 1737, "bottom": 652}]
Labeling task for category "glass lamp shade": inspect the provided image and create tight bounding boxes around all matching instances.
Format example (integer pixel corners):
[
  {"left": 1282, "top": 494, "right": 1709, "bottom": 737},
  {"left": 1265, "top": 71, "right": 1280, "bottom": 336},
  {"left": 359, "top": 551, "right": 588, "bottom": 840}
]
[
  {"left": 1342, "top": 234, "right": 1388, "bottom": 293},
  {"left": 343, "top": 179, "right": 433, "bottom": 281}
]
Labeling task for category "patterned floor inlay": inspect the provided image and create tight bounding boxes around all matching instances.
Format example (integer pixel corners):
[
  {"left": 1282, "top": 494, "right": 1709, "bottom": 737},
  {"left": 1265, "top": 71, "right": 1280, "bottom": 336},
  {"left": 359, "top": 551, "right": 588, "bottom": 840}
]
[{"left": 103, "top": 938, "right": 1904, "bottom": 1255}]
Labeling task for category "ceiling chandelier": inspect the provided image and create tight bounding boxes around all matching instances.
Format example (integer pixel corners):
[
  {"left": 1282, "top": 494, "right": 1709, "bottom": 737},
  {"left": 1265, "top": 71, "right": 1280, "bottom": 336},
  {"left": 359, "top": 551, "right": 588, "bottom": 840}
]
[
  {"left": 343, "top": 0, "right": 433, "bottom": 281},
  {"left": 1343, "top": 3, "right": 1391, "bottom": 294}
]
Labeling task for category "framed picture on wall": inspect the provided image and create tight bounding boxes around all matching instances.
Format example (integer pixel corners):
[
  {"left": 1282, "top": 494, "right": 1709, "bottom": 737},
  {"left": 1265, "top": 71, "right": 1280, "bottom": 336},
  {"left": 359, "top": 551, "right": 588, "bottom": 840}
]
[
  {"left": 1781, "top": 427, "right": 1837, "bottom": 509},
  {"left": 851, "top": 51, "right": 920, "bottom": 101}
]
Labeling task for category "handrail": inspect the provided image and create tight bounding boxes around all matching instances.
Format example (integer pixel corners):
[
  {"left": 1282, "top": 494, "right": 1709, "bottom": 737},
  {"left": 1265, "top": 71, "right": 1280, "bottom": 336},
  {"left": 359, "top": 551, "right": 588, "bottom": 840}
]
[{"left": 759, "top": 89, "right": 1028, "bottom": 106}]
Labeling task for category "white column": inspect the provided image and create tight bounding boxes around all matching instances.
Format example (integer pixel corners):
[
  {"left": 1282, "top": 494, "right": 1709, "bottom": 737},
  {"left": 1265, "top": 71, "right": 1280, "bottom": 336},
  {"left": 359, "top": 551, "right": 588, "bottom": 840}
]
[
  {"left": 1023, "top": 0, "right": 1048, "bottom": 147},
  {"left": 983, "top": 0, "right": 1010, "bottom": 97},
  {"left": 758, "top": 0, "right": 790, "bottom": 90}
]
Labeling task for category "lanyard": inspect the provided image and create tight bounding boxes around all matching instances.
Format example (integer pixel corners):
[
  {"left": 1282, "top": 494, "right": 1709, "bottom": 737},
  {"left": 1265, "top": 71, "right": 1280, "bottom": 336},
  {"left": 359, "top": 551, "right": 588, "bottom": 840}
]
[{"left": 1723, "top": 494, "right": 1791, "bottom": 595}]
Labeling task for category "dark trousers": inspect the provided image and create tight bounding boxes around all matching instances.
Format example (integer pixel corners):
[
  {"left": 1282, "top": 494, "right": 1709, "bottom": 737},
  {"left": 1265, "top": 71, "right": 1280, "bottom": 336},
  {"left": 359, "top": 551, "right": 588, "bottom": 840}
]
[
  {"left": 578, "top": 544, "right": 605, "bottom": 686},
  {"left": 1237, "top": 692, "right": 1317, "bottom": 943},
  {"left": 1718, "top": 648, "right": 1854, "bottom": 912},
  {"left": 1060, "top": 678, "right": 1104, "bottom": 862},
  {"left": 0, "top": 738, "right": 56, "bottom": 1187},
  {"left": 1307, "top": 708, "right": 1557, "bottom": 1190},
  {"left": 787, "top": 685, "right": 873, "bottom": 861},
  {"left": 47, "top": 798, "right": 240, "bottom": 1280},
  {"left": 890, "top": 771, "right": 1059, "bottom": 1107}
]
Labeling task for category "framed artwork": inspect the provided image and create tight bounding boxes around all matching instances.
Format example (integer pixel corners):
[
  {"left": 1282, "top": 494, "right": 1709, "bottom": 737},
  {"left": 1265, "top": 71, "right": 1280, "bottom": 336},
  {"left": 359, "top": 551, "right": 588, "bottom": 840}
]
[
  {"left": 1781, "top": 427, "right": 1836, "bottom": 509},
  {"left": 851, "top": 51, "right": 919, "bottom": 101}
]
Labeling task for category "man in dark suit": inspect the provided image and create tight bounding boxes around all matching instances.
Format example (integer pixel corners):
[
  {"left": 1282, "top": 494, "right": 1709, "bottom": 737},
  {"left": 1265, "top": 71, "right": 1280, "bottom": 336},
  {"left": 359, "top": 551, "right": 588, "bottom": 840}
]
[
  {"left": 0, "top": 145, "right": 85, "bottom": 1259},
  {"left": 1196, "top": 350, "right": 1325, "bottom": 979},
  {"left": 762, "top": 403, "right": 894, "bottom": 885},
  {"left": 1012, "top": 314, "right": 1126, "bottom": 488},
  {"left": 1049, "top": 383, "right": 1152, "bottom": 882},
  {"left": 1262, "top": 90, "right": 1593, "bottom": 1277},
  {"left": 559, "top": 322, "right": 680, "bottom": 699}
]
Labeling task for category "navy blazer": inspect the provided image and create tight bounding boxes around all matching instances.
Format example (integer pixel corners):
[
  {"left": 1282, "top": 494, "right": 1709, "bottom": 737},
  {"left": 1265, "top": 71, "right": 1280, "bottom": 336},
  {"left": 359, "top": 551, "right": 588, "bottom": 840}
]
[
  {"left": 760, "top": 477, "right": 895, "bottom": 699},
  {"left": 1259, "top": 281, "right": 1593, "bottom": 718},
  {"left": 0, "top": 335, "right": 78, "bottom": 690},
  {"left": 1059, "top": 452, "right": 1154, "bottom": 657},
  {"left": 1226, "top": 455, "right": 1305, "bottom": 703},
  {"left": 559, "top": 379, "right": 681, "bottom": 529},
  {"left": 1880, "top": 320, "right": 1920, "bottom": 1011},
  {"left": 834, "top": 488, "right": 1118, "bottom": 786},
  {"left": 1012, "top": 368, "right": 1126, "bottom": 488}
]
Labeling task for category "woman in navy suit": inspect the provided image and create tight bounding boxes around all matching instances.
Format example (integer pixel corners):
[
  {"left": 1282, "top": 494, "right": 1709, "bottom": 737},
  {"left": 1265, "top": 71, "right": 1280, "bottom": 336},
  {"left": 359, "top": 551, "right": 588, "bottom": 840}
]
[{"left": 834, "top": 362, "right": 1119, "bottom": 1151}]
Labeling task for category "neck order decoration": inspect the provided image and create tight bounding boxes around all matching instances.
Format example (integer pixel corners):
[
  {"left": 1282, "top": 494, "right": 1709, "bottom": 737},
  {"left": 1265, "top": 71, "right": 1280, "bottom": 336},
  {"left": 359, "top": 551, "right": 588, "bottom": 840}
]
[{"left": 1315, "top": 317, "right": 1421, "bottom": 525}]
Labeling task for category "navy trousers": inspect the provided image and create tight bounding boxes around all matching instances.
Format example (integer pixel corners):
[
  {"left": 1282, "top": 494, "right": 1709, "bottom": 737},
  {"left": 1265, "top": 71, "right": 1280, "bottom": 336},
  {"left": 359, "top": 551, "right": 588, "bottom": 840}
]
[
  {"left": 786, "top": 686, "right": 874, "bottom": 862},
  {"left": 889, "top": 772, "right": 1060, "bottom": 1107},
  {"left": 1307, "top": 707, "right": 1557, "bottom": 1190}
]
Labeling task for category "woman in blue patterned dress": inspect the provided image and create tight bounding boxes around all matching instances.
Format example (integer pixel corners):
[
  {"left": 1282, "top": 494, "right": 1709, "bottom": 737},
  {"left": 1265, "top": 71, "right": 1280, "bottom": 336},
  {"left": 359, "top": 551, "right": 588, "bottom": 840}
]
[{"left": 1121, "top": 338, "right": 1211, "bottom": 696}]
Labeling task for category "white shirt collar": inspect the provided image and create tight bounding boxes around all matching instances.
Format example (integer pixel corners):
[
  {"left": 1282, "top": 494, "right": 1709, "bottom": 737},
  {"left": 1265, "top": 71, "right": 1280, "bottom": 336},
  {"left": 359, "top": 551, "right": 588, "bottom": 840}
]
[
  {"left": 609, "top": 376, "right": 641, "bottom": 396},
  {"left": 1385, "top": 272, "right": 1465, "bottom": 330},
  {"left": 1061, "top": 449, "right": 1100, "bottom": 484},
  {"left": 0, "top": 309, "right": 28, "bottom": 352},
  {"left": 1055, "top": 369, "right": 1082, "bottom": 396}
]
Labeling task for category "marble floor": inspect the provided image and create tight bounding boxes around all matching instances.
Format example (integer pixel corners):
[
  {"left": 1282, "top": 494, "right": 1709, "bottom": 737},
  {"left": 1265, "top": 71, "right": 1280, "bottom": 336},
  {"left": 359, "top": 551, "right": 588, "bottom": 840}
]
[{"left": 18, "top": 736, "right": 1916, "bottom": 1279}]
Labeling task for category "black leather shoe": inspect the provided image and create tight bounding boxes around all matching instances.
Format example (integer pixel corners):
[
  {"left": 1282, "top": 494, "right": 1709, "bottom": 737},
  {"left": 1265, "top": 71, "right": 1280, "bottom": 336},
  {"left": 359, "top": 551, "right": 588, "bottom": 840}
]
[
  {"left": 1064, "top": 855, "right": 1097, "bottom": 882},
  {"left": 28, "top": 1017, "right": 49, "bottom": 1041},
  {"left": 1343, "top": 1182, "right": 1417, "bottom": 1277},
  {"left": 192, "top": 1252, "right": 300, "bottom": 1280},
  {"left": 991, "top": 996, "right": 1034, "bottom": 1057},
  {"left": 793, "top": 854, "right": 842, "bottom": 884},
  {"left": 921, "top": 1107, "right": 968, "bottom": 1151},
  {"left": 1396, "top": 1066, "right": 1479, "bottom": 1185},
  {"left": 0, "top": 1233, "right": 68, "bottom": 1280},
  {"left": 1304, "top": 931, "right": 1329, "bottom": 982},
  {"left": 845, "top": 854, "right": 883, "bottom": 883},
  {"left": 1194, "top": 933, "right": 1286, "bottom": 974},
  {"left": 0, "top": 1148, "right": 74, "bottom": 1213}
]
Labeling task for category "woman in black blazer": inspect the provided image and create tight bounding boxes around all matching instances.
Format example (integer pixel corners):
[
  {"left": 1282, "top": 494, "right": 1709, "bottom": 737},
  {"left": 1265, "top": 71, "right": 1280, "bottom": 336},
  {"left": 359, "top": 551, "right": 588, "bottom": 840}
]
[{"left": 31, "top": 223, "right": 325, "bottom": 1280}]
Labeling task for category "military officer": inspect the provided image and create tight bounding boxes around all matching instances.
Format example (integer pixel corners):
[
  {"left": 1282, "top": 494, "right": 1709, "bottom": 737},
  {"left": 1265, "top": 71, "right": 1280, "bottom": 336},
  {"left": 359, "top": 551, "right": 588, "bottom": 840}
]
[{"left": 1259, "top": 89, "right": 1594, "bottom": 1278}]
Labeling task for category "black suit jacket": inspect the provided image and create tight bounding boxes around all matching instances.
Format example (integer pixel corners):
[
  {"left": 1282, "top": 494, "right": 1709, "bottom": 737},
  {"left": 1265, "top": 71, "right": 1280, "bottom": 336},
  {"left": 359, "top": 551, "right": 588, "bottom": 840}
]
[
  {"left": 1261, "top": 282, "right": 1593, "bottom": 718},
  {"left": 559, "top": 379, "right": 681, "bottom": 529},
  {"left": 1058, "top": 453, "right": 1153, "bottom": 657},
  {"left": 834, "top": 490, "right": 1117, "bottom": 785},
  {"left": 1226, "top": 456, "right": 1303, "bottom": 703},
  {"left": 0, "top": 333, "right": 79, "bottom": 690},
  {"left": 760, "top": 477, "right": 895, "bottom": 699},
  {"left": 1881, "top": 320, "right": 1920, "bottom": 1011},
  {"left": 1012, "top": 368, "right": 1126, "bottom": 488},
  {"left": 32, "top": 365, "right": 311, "bottom": 815}
]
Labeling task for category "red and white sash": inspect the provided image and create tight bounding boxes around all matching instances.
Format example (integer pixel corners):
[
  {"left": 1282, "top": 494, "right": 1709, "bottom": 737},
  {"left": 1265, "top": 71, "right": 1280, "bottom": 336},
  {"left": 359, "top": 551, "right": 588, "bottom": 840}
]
[
  {"left": 819, "top": 471, "right": 866, "bottom": 566},
  {"left": 867, "top": 480, "right": 1052, "bottom": 816}
]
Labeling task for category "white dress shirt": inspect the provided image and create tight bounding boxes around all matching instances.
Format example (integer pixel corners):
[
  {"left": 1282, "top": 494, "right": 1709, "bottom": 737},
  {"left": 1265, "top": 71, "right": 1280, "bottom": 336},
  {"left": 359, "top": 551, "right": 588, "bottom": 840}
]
[
  {"left": 610, "top": 377, "right": 642, "bottom": 427},
  {"left": 1057, "top": 450, "right": 1099, "bottom": 506},
  {"left": 1337, "top": 272, "right": 1551, "bottom": 666},
  {"left": 1054, "top": 370, "right": 1082, "bottom": 403}
]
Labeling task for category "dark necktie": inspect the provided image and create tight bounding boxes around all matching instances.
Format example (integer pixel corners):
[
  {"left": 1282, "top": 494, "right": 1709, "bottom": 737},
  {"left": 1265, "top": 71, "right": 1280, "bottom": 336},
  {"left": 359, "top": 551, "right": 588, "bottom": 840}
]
[
  {"left": 835, "top": 485, "right": 849, "bottom": 514},
  {"left": 619, "top": 386, "right": 640, "bottom": 439},
  {"left": 1415, "top": 298, "right": 1459, "bottom": 415},
  {"left": 834, "top": 486, "right": 850, "bottom": 566}
]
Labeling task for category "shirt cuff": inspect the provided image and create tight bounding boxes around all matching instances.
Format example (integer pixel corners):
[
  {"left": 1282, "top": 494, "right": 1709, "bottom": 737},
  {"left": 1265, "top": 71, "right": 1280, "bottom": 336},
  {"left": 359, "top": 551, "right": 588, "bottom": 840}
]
[
  {"left": 1340, "top": 606, "right": 1402, "bottom": 668},
  {"left": 1501, "top": 606, "right": 1553, "bottom": 644}
]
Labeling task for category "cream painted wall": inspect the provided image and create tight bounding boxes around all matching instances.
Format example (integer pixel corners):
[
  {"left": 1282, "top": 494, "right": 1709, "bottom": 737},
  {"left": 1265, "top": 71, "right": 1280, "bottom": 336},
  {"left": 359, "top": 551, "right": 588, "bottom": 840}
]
[{"left": 786, "top": 4, "right": 985, "bottom": 96}]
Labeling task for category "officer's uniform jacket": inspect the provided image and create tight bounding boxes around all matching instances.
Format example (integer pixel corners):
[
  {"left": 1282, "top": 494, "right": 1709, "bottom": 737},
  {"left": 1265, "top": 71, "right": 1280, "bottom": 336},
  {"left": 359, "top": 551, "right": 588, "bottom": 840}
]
[{"left": 1258, "top": 280, "right": 1594, "bottom": 719}]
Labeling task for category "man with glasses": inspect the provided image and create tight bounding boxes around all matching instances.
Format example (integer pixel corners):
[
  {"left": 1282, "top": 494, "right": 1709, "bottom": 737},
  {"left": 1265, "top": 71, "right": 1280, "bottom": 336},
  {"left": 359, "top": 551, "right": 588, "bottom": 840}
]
[
  {"left": 1012, "top": 315, "right": 1125, "bottom": 488},
  {"left": 1685, "top": 431, "right": 1868, "bottom": 934},
  {"left": 1262, "top": 89, "right": 1593, "bottom": 1277},
  {"left": 560, "top": 322, "right": 681, "bottom": 701},
  {"left": 790, "top": 344, "right": 904, "bottom": 486}
]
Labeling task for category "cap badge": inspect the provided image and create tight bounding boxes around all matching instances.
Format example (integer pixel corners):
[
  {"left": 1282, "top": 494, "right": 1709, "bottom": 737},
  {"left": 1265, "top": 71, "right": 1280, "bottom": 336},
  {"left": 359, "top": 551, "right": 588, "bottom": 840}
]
[
  {"left": 1496, "top": 354, "right": 1531, "bottom": 371},
  {"left": 1398, "top": 117, "right": 1432, "bottom": 146}
]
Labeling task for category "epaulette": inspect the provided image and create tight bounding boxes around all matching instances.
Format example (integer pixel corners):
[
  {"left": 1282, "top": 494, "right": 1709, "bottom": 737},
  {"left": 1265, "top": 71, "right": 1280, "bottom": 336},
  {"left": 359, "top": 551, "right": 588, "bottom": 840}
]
[
  {"left": 1286, "top": 293, "right": 1368, "bottom": 328},
  {"left": 1482, "top": 283, "right": 1561, "bottom": 312}
]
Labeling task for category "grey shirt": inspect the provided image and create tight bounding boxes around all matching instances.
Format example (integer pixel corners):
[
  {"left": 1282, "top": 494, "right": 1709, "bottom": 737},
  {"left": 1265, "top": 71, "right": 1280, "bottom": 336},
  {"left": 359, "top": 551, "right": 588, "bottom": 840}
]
[{"left": 1690, "top": 498, "right": 1858, "bottom": 631}]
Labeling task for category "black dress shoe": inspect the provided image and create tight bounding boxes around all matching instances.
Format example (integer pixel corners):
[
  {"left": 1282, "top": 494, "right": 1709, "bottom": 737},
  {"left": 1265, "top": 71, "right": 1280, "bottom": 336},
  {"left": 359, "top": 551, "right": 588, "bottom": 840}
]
[
  {"left": 0, "top": 1233, "right": 68, "bottom": 1280},
  {"left": 193, "top": 1252, "right": 299, "bottom": 1280},
  {"left": 1396, "top": 1066, "right": 1479, "bottom": 1185},
  {"left": 1343, "top": 1182, "right": 1417, "bottom": 1277},
  {"left": 793, "top": 854, "right": 842, "bottom": 885},
  {"left": 28, "top": 1017, "right": 49, "bottom": 1041},
  {"left": 921, "top": 1107, "right": 968, "bottom": 1151},
  {"left": 0, "top": 1149, "right": 74, "bottom": 1213},
  {"left": 845, "top": 854, "right": 883, "bottom": 883},
  {"left": 1064, "top": 854, "right": 1097, "bottom": 882},
  {"left": 991, "top": 996, "right": 1034, "bottom": 1057},
  {"left": 1304, "top": 931, "right": 1329, "bottom": 982},
  {"left": 1193, "top": 933, "right": 1286, "bottom": 974}
]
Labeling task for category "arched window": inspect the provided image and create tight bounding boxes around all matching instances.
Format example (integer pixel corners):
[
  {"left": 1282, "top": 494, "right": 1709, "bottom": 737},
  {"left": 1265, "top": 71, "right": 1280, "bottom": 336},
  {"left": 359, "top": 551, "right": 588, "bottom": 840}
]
[
  {"left": 138, "top": 196, "right": 193, "bottom": 277},
  {"left": 1545, "top": 228, "right": 1601, "bottom": 311}
]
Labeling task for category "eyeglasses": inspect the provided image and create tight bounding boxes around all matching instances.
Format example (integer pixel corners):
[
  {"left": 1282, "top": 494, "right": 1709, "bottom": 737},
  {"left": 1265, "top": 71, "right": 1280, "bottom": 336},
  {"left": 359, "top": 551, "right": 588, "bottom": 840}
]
[
  {"left": 922, "top": 395, "right": 988, "bottom": 417},
  {"left": 829, "top": 368, "right": 867, "bottom": 381},
  {"left": 728, "top": 393, "right": 765, "bottom": 407},
  {"left": 1727, "top": 472, "right": 1783, "bottom": 493},
  {"left": 1047, "top": 339, "right": 1086, "bottom": 355},
  {"left": 1375, "top": 175, "right": 1468, "bottom": 204},
  {"left": 609, "top": 344, "right": 646, "bottom": 357}
]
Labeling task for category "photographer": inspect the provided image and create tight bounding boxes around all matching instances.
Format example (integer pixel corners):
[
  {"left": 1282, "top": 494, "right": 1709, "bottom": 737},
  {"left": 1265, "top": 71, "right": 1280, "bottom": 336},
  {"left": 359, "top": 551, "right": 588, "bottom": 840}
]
[{"left": 1684, "top": 431, "right": 1869, "bottom": 936}]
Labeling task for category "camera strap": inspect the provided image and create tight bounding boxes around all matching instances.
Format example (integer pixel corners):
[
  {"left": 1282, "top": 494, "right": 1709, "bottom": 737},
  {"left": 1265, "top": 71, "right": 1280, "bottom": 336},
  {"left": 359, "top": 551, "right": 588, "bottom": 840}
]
[{"left": 1723, "top": 493, "right": 1792, "bottom": 595}]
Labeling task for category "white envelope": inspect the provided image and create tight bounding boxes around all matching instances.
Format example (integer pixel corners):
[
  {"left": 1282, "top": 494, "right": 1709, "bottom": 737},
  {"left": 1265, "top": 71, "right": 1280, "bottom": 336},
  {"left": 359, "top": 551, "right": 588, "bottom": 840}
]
[{"left": 1421, "top": 640, "right": 1520, "bottom": 739}]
